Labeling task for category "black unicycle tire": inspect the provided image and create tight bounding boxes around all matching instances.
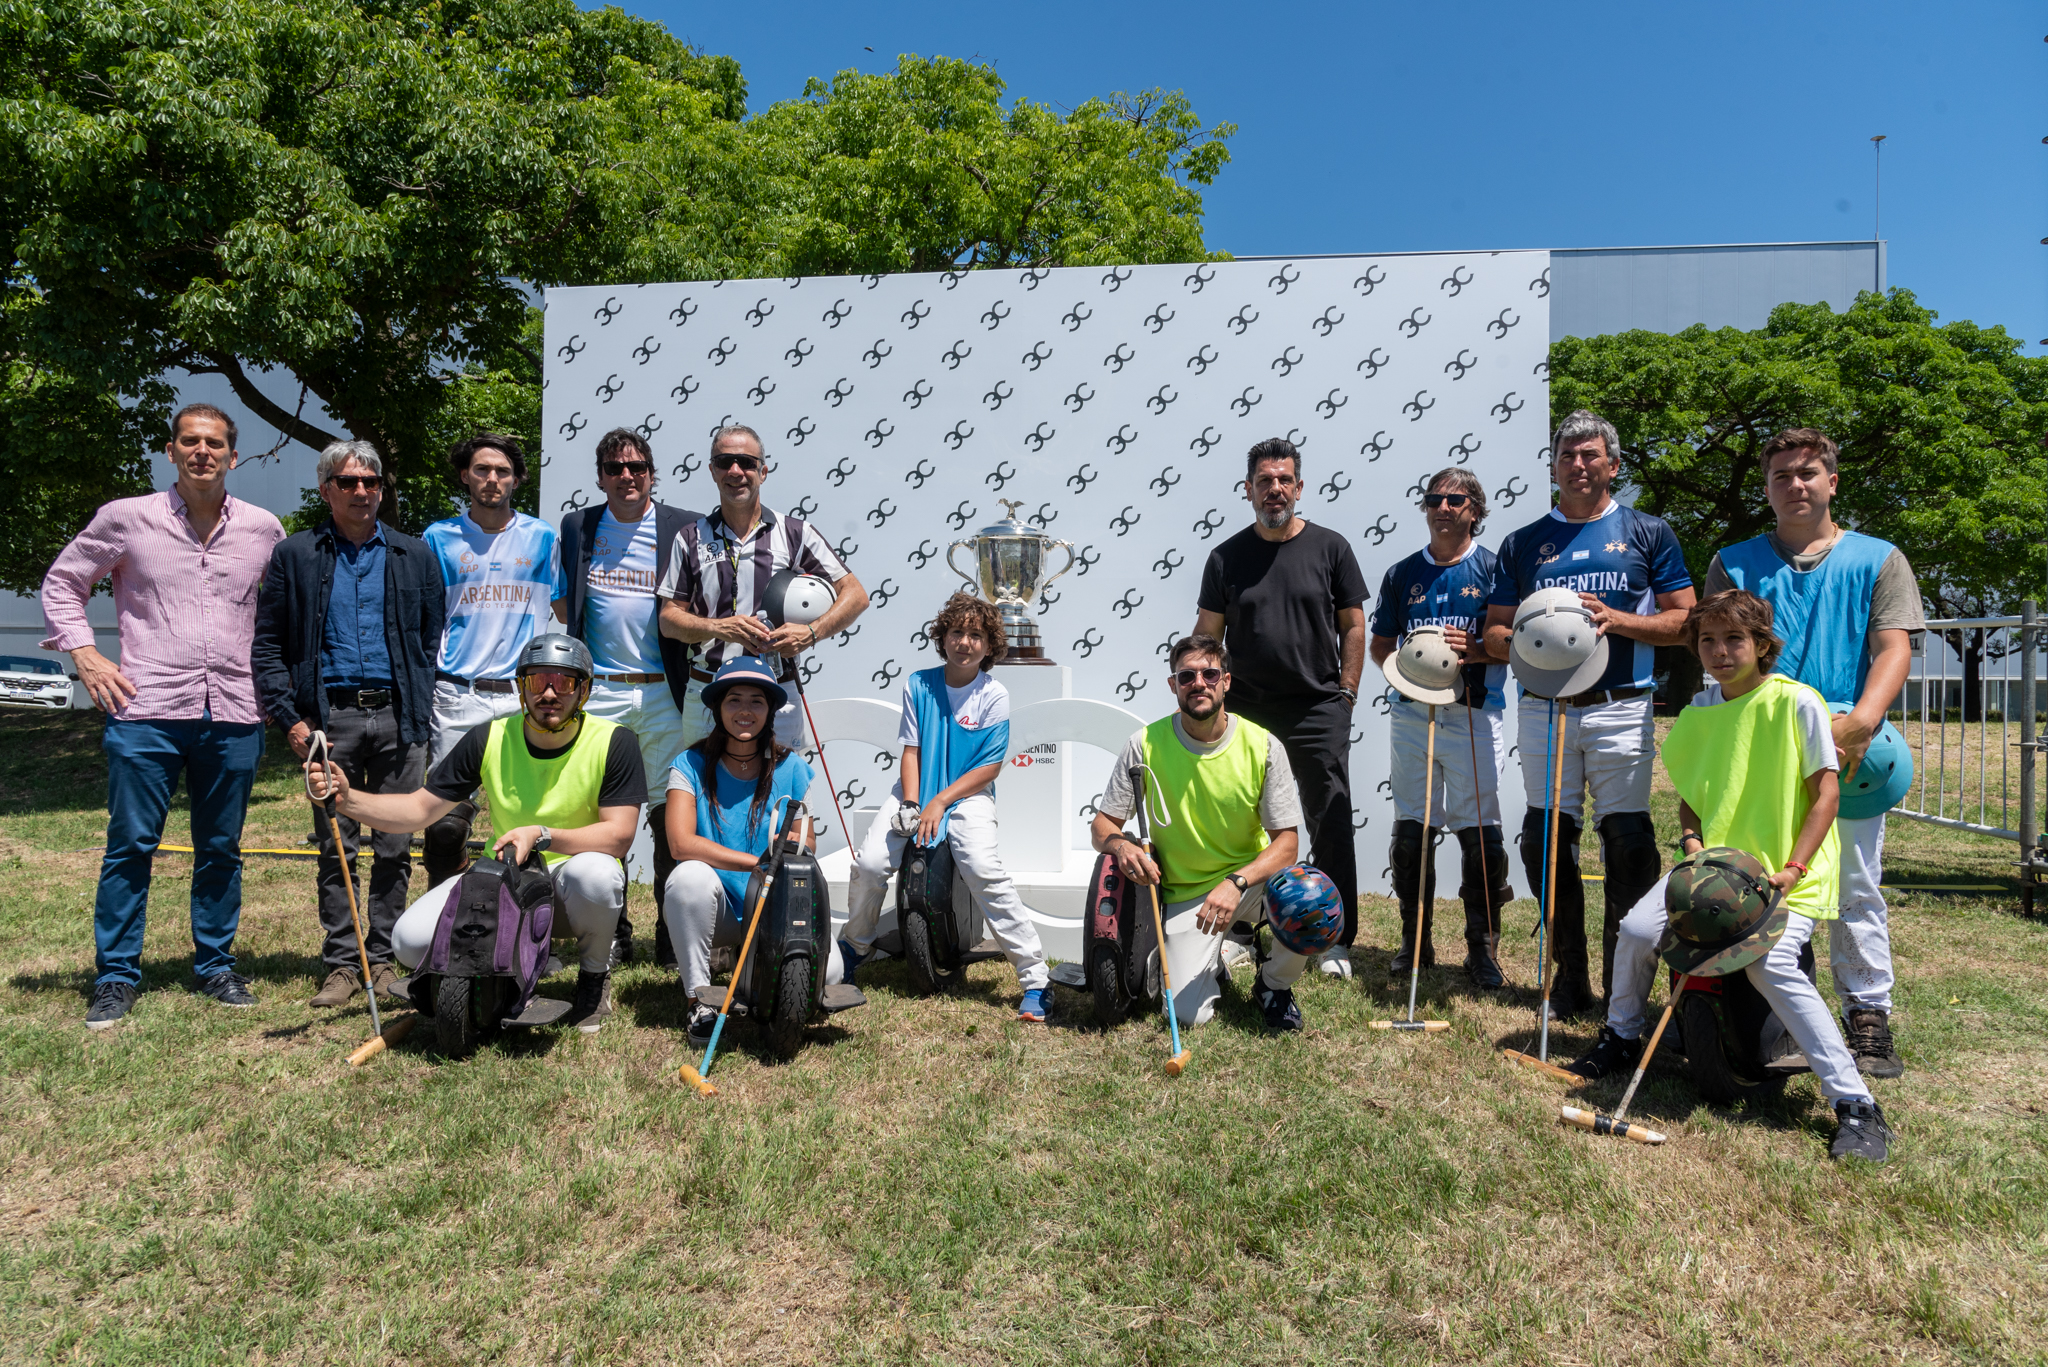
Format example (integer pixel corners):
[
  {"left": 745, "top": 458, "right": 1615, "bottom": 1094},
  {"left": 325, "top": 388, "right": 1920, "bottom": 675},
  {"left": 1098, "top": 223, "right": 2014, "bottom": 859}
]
[
  {"left": 768, "top": 957, "right": 811, "bottom": 1059},
  {"left": 900, "top": 908, "right": 956, "bottom": 995},
  {"left": 434, "top": 974, "right": 486, "bottom": 1059},
  {"left": 1679, "top": 992, "right": 1781, "bottom": 1106},
  {"left": 1090, "top": 944, "right": 1132, "bottom": 1029}
]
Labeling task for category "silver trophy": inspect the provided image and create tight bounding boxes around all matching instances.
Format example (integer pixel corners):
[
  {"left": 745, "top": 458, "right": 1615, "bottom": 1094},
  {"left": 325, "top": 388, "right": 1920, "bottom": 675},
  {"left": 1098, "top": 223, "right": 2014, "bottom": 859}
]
[{"left": 946, "top": 499, "right": 1077, "bottom": 662}]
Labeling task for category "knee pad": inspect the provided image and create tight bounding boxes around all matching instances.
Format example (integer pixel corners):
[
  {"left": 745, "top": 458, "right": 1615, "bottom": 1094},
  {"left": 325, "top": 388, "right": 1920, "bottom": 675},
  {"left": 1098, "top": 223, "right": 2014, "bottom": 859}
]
[
  {"left": 1519, "top": 810, "right": 1581, "bottom": 893},
  {"left": 1598, "top": 812, "right": 1661, "bottom": 890},
  {"left": 1389, "top": 819, "right": 1426, "bottom": 882},
  {"left": 422, "top": 801, "right": 475, "bottom": 885},
  {"left": 1457, "top": 825, "right": 1509, "bottom": 899}
]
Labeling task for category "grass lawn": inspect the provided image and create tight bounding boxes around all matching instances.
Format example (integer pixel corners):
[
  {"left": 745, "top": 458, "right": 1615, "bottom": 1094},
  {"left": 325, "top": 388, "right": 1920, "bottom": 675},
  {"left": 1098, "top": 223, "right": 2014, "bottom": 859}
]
[{"left": 2, "top": 706, "right": 2045, "bottom": 1365}]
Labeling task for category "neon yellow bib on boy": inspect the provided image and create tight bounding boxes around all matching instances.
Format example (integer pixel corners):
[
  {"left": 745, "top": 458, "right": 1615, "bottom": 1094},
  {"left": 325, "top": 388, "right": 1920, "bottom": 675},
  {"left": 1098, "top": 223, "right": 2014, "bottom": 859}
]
[
  {"left": 479, "top": 713, "right": 620, "bottom": 866},
  {"left": 1661, "top": 673, "right": 1839, "bottom": 920},
  {"left": 1140, "top": 714, "right": 1271, "bottom": 905}
]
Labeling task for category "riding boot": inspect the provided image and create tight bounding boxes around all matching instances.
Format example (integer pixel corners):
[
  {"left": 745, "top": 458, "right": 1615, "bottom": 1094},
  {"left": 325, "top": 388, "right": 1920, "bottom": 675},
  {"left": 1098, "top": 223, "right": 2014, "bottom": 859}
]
[
  {"left": 1520, "top": 809, "right": 1589, "bottom": 1019},
  {"left": 650, "top": 801, "right": 680, "bottom": 971},
  {"left": 422, "top": 801, "right": 477, "bottom": 889},
  {"left": 1598, "top": 812, "right": 1662, "bottom": 1003},
  {"left": 1456, "top": 825, "right": 1508, "bottom": 989},
  {"left": 1388, "top": 820, "right": 1437, "bottom": 974}
]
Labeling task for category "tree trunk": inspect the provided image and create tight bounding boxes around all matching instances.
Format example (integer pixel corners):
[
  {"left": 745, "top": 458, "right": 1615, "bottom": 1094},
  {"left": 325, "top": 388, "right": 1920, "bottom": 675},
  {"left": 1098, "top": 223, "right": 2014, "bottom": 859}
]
[{"left": 1963, "top": 628, "right": 1984, "bottom": 722}]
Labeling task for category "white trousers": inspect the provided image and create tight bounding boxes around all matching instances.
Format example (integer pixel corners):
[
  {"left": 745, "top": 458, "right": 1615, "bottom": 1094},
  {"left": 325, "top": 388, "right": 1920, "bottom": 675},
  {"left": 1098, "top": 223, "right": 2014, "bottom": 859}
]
[
  {"left": 1606, "top": 876, "right": 1869, "bottom": 1106},
  {"left": 391, "top": 850, "right": 626, "bottom": 975},
  {"left": 1156, "top": 884, "right": 1308, "bottom": 1028},
  {"left": 1390, "top": 700, "right": 1504, "bottom": 828},
  {"left": 585, "top": 680, "right": 698, "bottom": 801},
  {"left": 842, "top": 793, "right": 1049, "bottom": 991},
  {"left": 681, "top": 674, "right": 805, "bottom": 755},
  {"left": 428, "top": 679, "right": 524, "bottom": 768},
  {"left": 1830, "top": 813, "right": 1894, "bottom": 1013},
  {"left": 1515, "top": 694, "right": 1654, "bottom": 818},
  {"left": 661, "top": 861, "right": 747, "bottom": 998}
]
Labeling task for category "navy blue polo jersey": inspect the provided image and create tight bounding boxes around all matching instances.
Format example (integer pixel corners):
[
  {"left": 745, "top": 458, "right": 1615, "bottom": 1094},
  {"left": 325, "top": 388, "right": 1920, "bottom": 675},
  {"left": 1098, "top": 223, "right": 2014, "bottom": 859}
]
[
  {"left": 1486, "top": 503, "right": 1691, "bottom": 694},
  {"left": 1370, "top": 544, "right": 1506, "bottom": 709}
]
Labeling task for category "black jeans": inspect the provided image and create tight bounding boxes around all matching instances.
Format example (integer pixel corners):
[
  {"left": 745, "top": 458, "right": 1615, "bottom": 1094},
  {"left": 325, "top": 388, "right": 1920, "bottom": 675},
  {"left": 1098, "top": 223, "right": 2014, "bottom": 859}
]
[
  {"left": 315, "top": 702, "right": 426, "bottom": 969},
  {"left": 1233, "top": 694, "right": 1361, "bottom": 947}
]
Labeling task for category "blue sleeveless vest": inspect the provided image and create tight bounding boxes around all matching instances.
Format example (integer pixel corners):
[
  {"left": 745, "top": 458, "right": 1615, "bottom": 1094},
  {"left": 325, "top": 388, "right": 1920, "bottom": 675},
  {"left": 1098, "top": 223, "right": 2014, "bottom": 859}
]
[{"left": 1716, "top": 530, "right": 1892, "bottom": 706}]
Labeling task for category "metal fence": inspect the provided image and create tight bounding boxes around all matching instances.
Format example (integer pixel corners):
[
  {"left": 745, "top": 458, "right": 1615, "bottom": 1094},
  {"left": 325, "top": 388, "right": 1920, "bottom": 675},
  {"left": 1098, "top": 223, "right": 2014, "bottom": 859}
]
[{"left": 1892, "top": 602, "right": 2045, "bottom": 913}]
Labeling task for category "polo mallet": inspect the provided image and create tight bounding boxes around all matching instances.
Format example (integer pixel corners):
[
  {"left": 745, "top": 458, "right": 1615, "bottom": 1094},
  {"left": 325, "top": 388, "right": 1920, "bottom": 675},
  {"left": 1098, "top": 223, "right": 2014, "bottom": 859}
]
[
  {"left": 791, "top": 667, "right": 859, "bottom": 871},
  {"left": 1372, "top": 703, "right": 1450, "bottom": 1033},
  {"left": 305, "top": 732, "right": 381, "bottom": 1040},
  {"left": 347, "top": 1015, "right": 418, "bottom": 1066},
  {"left": 1560, "top": 983, "right": 1684, "bottom": 1146},
  {"left": 1131, "top": 763, "right": 1189, "bottom": 1075},
  {"left": 678, "top": 798, "right": 802, "bottom": 1097},
  {"left": 1502, "top": 700, "right": 1580, "bottom": 1081}
]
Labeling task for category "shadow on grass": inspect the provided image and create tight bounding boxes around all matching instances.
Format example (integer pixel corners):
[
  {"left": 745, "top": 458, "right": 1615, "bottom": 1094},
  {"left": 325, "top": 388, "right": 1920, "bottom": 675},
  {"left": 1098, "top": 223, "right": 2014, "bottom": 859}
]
[{"left": 9, "top": 948, "right": 321, "bottom": 998}]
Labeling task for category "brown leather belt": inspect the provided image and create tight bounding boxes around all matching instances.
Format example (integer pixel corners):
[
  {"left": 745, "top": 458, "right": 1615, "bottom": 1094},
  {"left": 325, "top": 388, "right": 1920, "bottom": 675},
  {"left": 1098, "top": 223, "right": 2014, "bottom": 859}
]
[
  {"left": 688, "top": 666, "right": 717, "bottom": 684},
  {"left": 1559, "top": 685, "right": 1646, "bottom": 709},
  {"left": 436, "top": 670, "right": 516, "bottom": 695},
  {"left": 593, "top": 672, "right": 665, "bottom": 684}
]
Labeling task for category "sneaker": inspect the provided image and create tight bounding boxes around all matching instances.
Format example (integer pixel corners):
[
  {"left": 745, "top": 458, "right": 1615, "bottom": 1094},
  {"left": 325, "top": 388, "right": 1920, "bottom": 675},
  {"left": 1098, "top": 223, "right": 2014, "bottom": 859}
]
[
  {"left": 836, "top": 940, "right": 867, "bottom": 986},
  {"left": 1830, "top": 1097, "right": 1892, "bottom": 1164},
  {"left": 1251, "top": 978, "right": 1304, "bottom": 1032},
  {"left": 686, "top": 1003, "right": 719, "bottom": 1047},
  {"left": 1318, "top": 947, "right": 1353, "bottom": 979},
  {"left": 564, "top": 970, "right": 613, "bottom": 1034},
  {"left": 196, "top": 970, "right": 257, "bottom": 1008},
  {"left": 309, "top": 967, "right": 362, "bottom": 1008},
  {"left": 86, "top": 980, "right": 139, "bottom": 1030},
  {"left": 1017, "top": 987, "right": 1051, "bottom": 1023},
  {"left": 1219, "top": 938, "right": 1253, "bottom": 972},
  {"left": 1565, "top": 1025, "right": 1643, "bottom": 1080},
  {"left": 1846, "top": 1009, "right": 1905, "bottom": 1079}
]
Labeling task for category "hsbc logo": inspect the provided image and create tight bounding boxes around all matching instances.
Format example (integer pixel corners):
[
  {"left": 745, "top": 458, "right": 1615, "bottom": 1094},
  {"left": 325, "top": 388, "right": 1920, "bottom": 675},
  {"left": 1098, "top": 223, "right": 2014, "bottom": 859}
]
[
  {"left": 1010, "top": 754, "right": 1035, "bottom": 767},
  {"left": 1009, "top": 743, "right": 1057, "bottom": 769}
]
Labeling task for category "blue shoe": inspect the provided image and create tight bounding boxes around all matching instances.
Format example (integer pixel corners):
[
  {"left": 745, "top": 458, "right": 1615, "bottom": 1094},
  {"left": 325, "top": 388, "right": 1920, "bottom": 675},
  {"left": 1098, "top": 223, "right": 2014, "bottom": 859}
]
[
  {"left": 1251, "top": 978, "right": 1303, "bottom": 1032},
  {"left": 837, "top": 941, "right": 866, "bottom": 985},
  {"left": 1017, "top": 987, "right": 1050, "bottom": 1023}
]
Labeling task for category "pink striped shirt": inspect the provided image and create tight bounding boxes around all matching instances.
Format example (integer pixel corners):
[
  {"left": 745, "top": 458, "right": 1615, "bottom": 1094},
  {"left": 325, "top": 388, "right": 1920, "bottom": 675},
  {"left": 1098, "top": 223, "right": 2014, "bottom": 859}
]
[{"left": 41, "top": 490, "right": 285, "bottom": 723}]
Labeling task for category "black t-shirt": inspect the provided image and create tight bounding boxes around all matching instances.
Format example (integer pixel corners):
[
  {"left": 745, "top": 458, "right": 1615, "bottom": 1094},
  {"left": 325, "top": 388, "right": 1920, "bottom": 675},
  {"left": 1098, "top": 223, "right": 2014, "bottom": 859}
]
[
  {"left": 425, "top": 720, "right": 649, "bottom": 809},
  {"left": 1197, "top": 521, "right": 1370, "bottom": 711}
]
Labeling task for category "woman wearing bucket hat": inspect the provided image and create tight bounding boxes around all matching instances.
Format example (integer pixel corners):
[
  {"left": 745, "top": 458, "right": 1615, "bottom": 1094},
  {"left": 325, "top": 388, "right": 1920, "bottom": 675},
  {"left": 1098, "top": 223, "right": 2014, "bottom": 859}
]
[
  {"left": 1566, "top": 591, "right": 1890, "bottom": 1162},
  {"left": 1701, "top": 427, "right": 1923, "bottom": 1078},
  {"left": 1369, "top": 468, "right": 1513, "bottom": 989},
  {"left": 658, "top": 654, "right": 817, "bottom": 1045}
]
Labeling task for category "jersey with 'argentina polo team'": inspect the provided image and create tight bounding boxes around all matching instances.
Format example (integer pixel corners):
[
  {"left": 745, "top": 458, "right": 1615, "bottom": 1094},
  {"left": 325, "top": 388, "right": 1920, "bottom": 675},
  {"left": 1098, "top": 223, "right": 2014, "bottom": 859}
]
[
  {"left": 424, "top": 511, "right": 566, "bottom": 681},
  {"left": 1487, "top": 501, "right": 1691, "bottom": 695}
]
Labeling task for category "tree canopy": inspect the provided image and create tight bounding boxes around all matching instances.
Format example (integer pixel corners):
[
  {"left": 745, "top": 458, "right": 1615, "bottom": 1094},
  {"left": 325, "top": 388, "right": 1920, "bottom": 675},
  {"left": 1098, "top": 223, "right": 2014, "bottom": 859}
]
[
  {"left": 0, "top": 0, "right": 1232, "bottom": 590},
  {"left": 1551, "top": 290, "right": 2048, "bottom": 617}
]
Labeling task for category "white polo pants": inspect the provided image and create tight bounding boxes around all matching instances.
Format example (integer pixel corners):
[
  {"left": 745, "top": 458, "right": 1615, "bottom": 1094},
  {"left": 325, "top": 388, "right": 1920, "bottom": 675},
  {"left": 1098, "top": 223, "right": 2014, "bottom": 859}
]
[
  {"left": 1605, "top": 877, "right": 1869, "bottom": 1106},
  {"left": 1389, "top": 699, "right": 1504, "bottom": 828},
  {"left": 1148, "top": 883, "right": 1310, "bottom": 1028},
  {"left": 842, "top": 793, "right": 1049, "bottom": 992},
  {"left": 1514, "top": 694, "right": 1655, "bottom": 819},
  {"left": 1830, "top": 814, "right": 1894, "bottom": 1014},
  {"left": 428, "top": 680, "right": 524, "bottom": 768},
  {"left": 661, "top": 861, "right": 748, "bottom": 999},
  {"left": 392, "top": 850, "right": 626, "bottom": 975}
]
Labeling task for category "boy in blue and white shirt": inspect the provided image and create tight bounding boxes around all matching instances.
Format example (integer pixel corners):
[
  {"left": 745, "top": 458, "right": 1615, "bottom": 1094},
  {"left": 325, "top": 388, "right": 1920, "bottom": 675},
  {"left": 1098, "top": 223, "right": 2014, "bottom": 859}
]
[
  {"left": 836, "top": 593, "right": 1052, "bottom": 1020},
  {"left": 417, "top": 434, "right": 567, "bottom": 886},
  {"left": 1368, "top": 468, "right": 1511, "bottom": 988}
]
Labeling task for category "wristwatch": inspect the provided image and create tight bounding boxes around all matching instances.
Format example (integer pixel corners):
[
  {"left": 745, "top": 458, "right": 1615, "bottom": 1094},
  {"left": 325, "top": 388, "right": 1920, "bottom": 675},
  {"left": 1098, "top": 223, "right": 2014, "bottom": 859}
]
[
  {"left": 1227, "top": 873, "right": 1250, "bottom": 893},
  {"left": 533, "top": 826, "right": 552, "bottom": 854}
]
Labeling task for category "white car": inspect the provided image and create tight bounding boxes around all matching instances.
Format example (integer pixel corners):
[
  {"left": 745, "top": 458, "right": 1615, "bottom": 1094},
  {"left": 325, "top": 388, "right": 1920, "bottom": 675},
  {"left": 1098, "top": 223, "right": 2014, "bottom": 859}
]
[{"left": 0, "top": 655, "right": 75, "bottom": 709}]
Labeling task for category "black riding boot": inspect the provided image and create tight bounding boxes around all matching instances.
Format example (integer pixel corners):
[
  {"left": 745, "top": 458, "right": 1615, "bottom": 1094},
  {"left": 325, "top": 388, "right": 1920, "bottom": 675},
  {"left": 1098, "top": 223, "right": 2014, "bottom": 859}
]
[
  {"left": 1456, "top": 825, "right": 1509, "bottom": 989},
  {"left": 1520, "top": 807, "right": 1590, "bottom": 1018},
  {"left": 650, "top": 801, "right": 680, "bottom": 971},
  {"left": 1598, "top": 811, "right": 1662, "bottom": 1003},
  {"left": 422, "top": 801, "right": 477, "bottom": 889},
  {"left": 1387, "top": 820, "right": 1438, "bottom": 974}
]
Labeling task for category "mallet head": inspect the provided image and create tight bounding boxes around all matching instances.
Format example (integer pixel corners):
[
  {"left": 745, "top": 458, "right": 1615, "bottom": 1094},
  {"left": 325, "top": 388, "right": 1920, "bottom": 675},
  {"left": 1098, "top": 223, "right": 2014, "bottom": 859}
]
[
  {"left": 1164, "top": 1051, "right": 1190, "bottom": 1076},
  {"left": 677, "top": 1064, "right": 718, "bottom": 1097}
]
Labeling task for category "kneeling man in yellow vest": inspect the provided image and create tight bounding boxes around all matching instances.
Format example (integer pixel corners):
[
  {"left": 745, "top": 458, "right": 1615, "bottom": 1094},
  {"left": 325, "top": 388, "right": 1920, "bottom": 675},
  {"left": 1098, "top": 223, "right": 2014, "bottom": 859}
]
[
  {"left": 1090, "top": 634, "right": 1309, "bottom": 1031},
  {"left": 305, "top": 634, "right": 647, "bottom": 1033}
]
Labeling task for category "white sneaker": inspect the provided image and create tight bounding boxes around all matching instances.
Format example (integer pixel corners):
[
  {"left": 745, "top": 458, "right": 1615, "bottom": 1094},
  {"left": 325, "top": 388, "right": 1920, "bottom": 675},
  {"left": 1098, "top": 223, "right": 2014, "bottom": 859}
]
[
  {"left": 1319, "top": 948, "right": 1354, "bottom": 979},
  {"left": 1219, "top": 939, "right": 1252, "bottom": 972}
]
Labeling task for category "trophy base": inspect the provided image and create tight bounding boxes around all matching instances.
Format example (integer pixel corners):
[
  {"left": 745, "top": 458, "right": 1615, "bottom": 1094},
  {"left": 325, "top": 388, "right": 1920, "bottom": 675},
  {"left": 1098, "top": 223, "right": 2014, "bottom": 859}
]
[
  {"left": 998, "top": 609, "right": 1054, "bottom": 664},
  {"left": 997, "top": 648, "right": 1056, "bottom": 666}
]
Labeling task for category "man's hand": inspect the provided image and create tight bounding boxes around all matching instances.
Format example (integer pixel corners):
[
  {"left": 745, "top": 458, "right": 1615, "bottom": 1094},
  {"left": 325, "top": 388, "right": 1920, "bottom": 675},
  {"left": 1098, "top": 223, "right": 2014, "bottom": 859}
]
[
  {"left": 303, "top": 755, "right": 351, "bottom": 804},
  {"left": 718, "top": 614, "right": 774, "bottom": 653},
  {"left": 1108, "top": 836, "right": 1161, "bottom": 887},
  {"left": 1831, "top": 711, "right": 1875, "bottom": 785},
  {"left": 495, "top": 825, "right": 543, "bottom": 865},
  {"left": 286, "top": 720, "right": 314, "bottom": 760},
  {"left": 1577, "top": 592, "right": 1617, "bottom": 636},
  {"left": 70, "top": 645, "right": 137, "bottom": 714},
  {"left": 1195, "top": 878, "right": 1243, "bottom": 935},
  {"left": 1442, "top": 625, "right": 1471, "bottom": 657},
  {"left": 764, "top": 621, "right": 814, "bottom": 658}
]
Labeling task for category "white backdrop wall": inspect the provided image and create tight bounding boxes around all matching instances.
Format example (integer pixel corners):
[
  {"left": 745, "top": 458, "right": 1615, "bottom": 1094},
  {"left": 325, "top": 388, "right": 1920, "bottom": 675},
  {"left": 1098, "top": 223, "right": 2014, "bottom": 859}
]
[{"left": 543, "top": 253, "right": 1552, "bottom": 898}]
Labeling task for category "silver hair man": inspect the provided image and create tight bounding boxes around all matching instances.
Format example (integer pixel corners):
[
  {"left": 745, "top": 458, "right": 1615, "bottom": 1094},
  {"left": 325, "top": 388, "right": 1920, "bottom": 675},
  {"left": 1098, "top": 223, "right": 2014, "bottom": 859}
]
[{"left": 317, "top": 439, "right": 383, "bottom": 484}]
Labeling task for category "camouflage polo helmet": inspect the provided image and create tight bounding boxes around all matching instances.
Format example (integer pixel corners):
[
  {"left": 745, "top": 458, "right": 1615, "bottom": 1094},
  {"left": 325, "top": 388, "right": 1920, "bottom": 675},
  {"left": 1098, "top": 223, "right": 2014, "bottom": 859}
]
[{"left": 1659, "top": 846, "right": 1790, "bottom": 977}]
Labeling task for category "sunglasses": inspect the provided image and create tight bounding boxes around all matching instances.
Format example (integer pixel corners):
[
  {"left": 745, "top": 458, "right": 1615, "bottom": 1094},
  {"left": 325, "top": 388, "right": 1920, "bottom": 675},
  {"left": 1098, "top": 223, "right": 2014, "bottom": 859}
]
[
  {"left": 520, "top": 670, "right": 581, "bottom": 695},
  {"left": 1421, "top": 492, "right": 1470, "bottom": 509},
  {"left": 601, "top": 459, "right": 653, "bottom": 477},
  {"left": 1173, "top": 667, "right": 1224, "bottom": 687},
  {"left": 711, "top": 453, "right": 763, "bottom": 472},
  {"left": 327, "top": 475, "right": 381, "bottom": 492}
]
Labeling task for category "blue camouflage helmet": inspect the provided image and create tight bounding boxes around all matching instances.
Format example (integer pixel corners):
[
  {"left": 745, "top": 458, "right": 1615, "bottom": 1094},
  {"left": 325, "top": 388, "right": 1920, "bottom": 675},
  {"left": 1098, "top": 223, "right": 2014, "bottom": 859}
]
[{"left": 1264, "top": 864, "right": 1344, "bottom": 957}]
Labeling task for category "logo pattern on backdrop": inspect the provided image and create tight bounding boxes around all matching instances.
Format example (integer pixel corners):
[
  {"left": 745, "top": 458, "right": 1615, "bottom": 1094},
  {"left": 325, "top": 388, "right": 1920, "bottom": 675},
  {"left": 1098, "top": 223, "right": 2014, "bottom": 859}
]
[{"left": 545, "top": 254, "right": 1551, "bottom": 890}]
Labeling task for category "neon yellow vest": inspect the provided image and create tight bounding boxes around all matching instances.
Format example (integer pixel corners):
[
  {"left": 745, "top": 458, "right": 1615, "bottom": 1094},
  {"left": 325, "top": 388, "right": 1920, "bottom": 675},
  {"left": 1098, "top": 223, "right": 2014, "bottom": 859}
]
[
  {"left": 1661, "top": 673, "right": 1840, "bottom": 921},
  {"left": 479, "top": 713, "right": 620, "bottom": 866},
  {"left": 1140, "top": 714, "right": 1272, "bottom": 905}
]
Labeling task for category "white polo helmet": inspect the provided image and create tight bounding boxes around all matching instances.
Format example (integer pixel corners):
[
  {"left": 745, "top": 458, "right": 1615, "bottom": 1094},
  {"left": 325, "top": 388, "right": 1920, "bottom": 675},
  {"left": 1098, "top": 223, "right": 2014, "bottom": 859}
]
[
  {"left": 1382, "top": 625, "right": 1460, "bottom": 706},
  {"left": 1509, "top": 587, "right": 1612, "bottom": 699},
  {"left": 763, "top": 568, "right": 835, "bottom": 627}
]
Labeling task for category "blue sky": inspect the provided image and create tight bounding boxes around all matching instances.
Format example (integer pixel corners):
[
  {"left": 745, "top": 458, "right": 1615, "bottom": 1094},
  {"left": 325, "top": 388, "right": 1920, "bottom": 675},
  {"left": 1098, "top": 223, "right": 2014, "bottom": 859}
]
[{"left": 635, "top": 0, "right": 2044, "bottom": 347}]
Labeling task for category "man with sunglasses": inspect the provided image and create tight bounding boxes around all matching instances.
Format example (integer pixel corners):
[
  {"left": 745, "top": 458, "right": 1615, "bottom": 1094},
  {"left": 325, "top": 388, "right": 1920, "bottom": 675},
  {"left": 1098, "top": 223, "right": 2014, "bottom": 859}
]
[
  {"left": 1092, "top": 634, "right": 1310, "bottom": 1031},
  {"left": 657, "top": 424, "right": 869, "bottom": 752},
  {"left": 555, "top": 427, "right": 704, "bottom": 968},
  {"left": 1482, "top": 410, "right": 1696, "bottom": 1019},
  {"left": 253, "top": 440, "right": 445, "bottom": 1009},
  {"left": 1367, "top": 468, "right": 1511, "bottom": 989},
  {"left": 1194, "top": 437, "right": 1368, "bottom": 977},
  {"left": 419, "top": 433, "right": 569, "bottom": 891}
]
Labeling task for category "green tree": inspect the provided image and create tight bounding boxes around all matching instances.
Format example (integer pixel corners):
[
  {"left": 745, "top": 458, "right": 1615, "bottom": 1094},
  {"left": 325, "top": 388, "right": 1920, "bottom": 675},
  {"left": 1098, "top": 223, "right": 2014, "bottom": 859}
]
[{"left": 1550, "top": 290, "right": 2048, "bottom": 619}]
